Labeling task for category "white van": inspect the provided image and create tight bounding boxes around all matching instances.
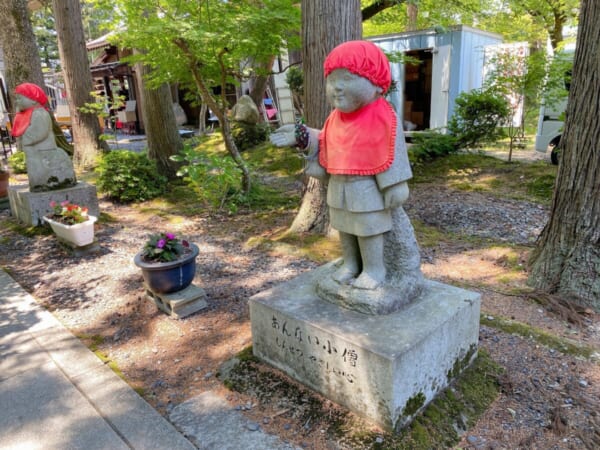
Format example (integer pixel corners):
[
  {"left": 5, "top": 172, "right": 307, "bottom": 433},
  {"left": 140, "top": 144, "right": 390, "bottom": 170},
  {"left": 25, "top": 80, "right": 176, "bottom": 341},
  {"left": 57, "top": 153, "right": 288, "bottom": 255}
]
[{"left": 535, "top": 50, "right": 573, "bottom": 165}]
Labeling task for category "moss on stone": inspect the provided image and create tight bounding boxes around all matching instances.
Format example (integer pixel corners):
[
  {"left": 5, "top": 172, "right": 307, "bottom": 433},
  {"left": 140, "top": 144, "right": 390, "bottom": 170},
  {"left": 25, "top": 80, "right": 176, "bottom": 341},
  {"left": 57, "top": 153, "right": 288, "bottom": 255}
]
[
  {"left": 447, "top": 344, "right": 477, "bottom": 380},
  {"left": 402, "top": 392, "right": 426, "bottom": 416},
  {"left": 219, "top": 347, "right": 503, "bottom": 449}
]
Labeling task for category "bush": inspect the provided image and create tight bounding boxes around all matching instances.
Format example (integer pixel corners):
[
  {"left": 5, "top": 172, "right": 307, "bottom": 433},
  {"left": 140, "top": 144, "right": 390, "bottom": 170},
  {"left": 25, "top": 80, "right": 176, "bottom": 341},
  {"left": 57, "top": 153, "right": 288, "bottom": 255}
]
[
  {"left": 447, "top": 88, "right": 510, "bottom": 149},
  {"left": 231, "top": 121, "right": 270, "bottom": 152},
  {"left": 95, "top": 151, "right": 168, "bottom": 203},
  {"left": 8, "top": 151, "right": 27, "bottom": 174},
  {"left": 409, "top": 131, "right": 459, "bottom": 162}
]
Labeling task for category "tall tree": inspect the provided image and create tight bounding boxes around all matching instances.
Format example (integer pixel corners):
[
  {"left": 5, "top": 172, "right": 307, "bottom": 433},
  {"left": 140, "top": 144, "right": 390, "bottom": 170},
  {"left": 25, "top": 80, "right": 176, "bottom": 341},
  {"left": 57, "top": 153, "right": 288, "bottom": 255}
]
[
  {"left": 289, "top": 0, "right": 362, "bottom": 233},
  {"left": 52, "top": 0, "right": 108, "bottom": 168},
  {"left": 528, "top": 0, "right": 600, "bottom": 310},
  {"left": 0, "top": 0, "right": 45, "bottom": 107}
]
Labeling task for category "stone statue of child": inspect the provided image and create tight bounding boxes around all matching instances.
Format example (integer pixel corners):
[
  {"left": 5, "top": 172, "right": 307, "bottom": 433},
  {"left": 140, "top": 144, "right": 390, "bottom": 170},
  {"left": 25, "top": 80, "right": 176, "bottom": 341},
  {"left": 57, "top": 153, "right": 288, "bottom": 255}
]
[
  {"left": 11, "top": 83, "right": 76, "bottom": 192},
  {"left": 271, "top": 41, "right": 422, "bottom": 313}
]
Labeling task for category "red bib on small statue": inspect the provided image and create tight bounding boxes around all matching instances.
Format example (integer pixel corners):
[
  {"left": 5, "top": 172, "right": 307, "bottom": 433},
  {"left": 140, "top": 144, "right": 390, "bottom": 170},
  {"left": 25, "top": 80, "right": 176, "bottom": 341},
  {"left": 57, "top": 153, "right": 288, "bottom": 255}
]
[
  {"left": 319, "top": 97, "right": 396, "bottom": 176},
  {"left": 11, "top": 106, "right": 44, "bottom": 138}
]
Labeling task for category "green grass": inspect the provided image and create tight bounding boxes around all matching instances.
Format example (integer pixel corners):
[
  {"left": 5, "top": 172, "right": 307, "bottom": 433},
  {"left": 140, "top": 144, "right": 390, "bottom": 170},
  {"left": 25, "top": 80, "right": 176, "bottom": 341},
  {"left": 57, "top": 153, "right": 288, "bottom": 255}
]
[
  {"left": 411, "top": 153, "right": 557, "bottom": 205},
  {"left": 480, "top": 315, "right": 596, "bottom": 360}
]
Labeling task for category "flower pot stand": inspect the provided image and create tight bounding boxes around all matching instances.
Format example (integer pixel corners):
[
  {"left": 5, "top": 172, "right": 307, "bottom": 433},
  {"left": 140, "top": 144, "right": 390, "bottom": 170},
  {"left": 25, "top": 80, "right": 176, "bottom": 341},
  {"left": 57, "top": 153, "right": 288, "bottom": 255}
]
[{"left": 144, "top": 283, "right": 207, "bottom": 319}]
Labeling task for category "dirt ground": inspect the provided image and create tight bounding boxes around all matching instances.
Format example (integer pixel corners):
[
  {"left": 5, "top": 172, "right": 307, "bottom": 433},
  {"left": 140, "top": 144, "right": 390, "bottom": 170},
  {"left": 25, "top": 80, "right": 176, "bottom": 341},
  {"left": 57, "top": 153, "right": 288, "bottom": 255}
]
[{"left": 1, "top": 159, "right": 598, "bottom": 449}]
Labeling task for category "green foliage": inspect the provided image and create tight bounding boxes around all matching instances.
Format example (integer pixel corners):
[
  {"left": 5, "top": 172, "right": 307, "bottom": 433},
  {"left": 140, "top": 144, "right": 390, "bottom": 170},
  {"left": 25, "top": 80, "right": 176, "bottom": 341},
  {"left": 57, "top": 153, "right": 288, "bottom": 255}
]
[
  {"left": 95, "top": 151, "right": 168, "bottom": 203},
  {"left": 541, "top": 50, "right": 574, "bottom": 110},
  {"left": 172, "top": 140, "right": 300, "bottom": 214},
  {"left": 409, "top": 131, "right": 459, "bottom": 162},
  {"left": 140, "top": 232, "right": 189, "bottom": 262},
  {"left": 231, "top": 122, "right": 270, "bottom": 152},
  {"left": 8, "top": 151, "right": 27, "bottom": 174},
  {"left": 102, "top": 0, "right": 300, "bottom": 94},
  {"left": 448, "top": 89, "right": 510, "bottom": 149},
  {"left": 285, "top": 66, "right": 303, "bottom": 98}
]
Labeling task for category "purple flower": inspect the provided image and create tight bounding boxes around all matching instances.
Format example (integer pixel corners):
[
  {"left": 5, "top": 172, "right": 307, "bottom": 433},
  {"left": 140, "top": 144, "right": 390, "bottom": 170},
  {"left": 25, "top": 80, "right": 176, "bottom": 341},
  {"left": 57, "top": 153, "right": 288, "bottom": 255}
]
[
  {"left": 156, "top": 239, "right": 166, "bottom": 249},
  {"left": 165, "top": 232, "right": 175, "bottom": 240}
]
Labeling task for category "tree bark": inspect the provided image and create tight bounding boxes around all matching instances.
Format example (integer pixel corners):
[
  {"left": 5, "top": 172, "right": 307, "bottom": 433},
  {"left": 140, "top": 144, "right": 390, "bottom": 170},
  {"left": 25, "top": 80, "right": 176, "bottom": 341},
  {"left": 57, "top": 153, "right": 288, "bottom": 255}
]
[
  {"left": 528, "top": 0, "right": 600, "bottom": 310},
  {"left": 0, "top": 0, "right": 44, "bottom": 109},
  {"left": 249, "top": 55, "right": 277, "bottom": 118},
  {"left": 406, "top": 2, "right": 418, "bottom": 31},
  {"left": 52, "top": 0, "right": 108, "bottom": 169},
  {"left": 135, "top": 59, "right": 183, "bottom": 179},
  {"left": 290, "top": 0, "right": 362, "bottom": 234}
]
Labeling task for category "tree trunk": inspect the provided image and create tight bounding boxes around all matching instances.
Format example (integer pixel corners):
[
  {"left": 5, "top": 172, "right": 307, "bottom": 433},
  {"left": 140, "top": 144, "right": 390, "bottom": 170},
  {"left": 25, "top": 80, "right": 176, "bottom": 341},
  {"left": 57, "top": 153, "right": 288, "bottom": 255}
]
[
  {"left": 407, "top": 2, "right": 418, "bottom": 31},
  {"left": 528, "top": 0, "right": 600, "bottom": 310},
  {"left": 0, "top": 0, "right": 44, "bottom": 109},
  {"left": 291, "top": 0, "right": 362, "bottom": 234},
  {"left": 52, "top": 0, "right": 109, "bottom": 169},
  {"left": 249, "top": 55, "right": 277, "bottom": 118},
  {"left": 136, "top": 59, "right": 183, "bottom": 179}
]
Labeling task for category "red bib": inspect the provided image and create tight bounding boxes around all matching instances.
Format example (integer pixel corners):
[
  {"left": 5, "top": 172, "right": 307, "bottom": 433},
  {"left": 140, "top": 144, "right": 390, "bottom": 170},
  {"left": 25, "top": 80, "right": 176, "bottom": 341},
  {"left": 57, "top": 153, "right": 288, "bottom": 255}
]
[
  {"left": 11, "top": 106, "right": 44, "bottom": 138},
  {"left": 319, "top": 97, "right": 396, "bottom": 176}
]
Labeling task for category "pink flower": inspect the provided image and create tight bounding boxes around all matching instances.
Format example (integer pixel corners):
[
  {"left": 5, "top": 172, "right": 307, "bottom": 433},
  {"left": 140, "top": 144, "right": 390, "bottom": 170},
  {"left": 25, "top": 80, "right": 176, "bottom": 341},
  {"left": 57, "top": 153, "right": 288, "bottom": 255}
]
[
  {"left": 49, "top": 201, "right": 57, "bottom": 207},
  {"left": 157, "top": 239, "right": 166, "bottom": 248},
  {"left": 165, "top": 232, "right": 175, "bottom": 240},
  {"left": 60, "top": 200, "right": 69, "bottom": 206}
]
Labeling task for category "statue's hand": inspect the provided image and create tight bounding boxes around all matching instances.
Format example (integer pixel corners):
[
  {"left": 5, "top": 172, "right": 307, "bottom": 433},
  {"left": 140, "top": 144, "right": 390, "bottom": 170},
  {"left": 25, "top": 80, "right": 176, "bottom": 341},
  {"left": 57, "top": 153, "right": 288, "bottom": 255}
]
[
  {"left": 269, "top": 124, "right": 296, "bottom": 147},
  {"left": 383, "top": 182, "right": 409, "bottom": 208}
]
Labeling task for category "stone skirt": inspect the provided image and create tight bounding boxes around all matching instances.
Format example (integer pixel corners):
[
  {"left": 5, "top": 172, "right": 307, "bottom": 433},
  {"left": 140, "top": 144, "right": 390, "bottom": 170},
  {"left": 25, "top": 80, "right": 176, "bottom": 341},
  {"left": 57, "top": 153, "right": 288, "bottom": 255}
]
[{"left": 329, "top": 206, "right": 391, "bottom": 237}]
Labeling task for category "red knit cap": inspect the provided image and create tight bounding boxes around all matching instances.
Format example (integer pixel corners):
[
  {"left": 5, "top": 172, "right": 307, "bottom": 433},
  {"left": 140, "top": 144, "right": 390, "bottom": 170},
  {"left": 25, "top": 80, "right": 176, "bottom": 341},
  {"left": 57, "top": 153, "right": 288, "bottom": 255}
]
[
  {"left": 15, "top": 83, "right": 48, "bottom": 107},
  {"left": 323, "top": 40, "right": 391, "bottom": 93}
]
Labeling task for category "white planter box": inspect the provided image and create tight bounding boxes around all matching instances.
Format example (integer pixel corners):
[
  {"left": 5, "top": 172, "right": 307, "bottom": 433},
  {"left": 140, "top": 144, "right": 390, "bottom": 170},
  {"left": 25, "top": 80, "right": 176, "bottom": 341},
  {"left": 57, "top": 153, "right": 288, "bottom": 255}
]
[{"left": 44, "top": 215, "right": 97, "bottom": 247}]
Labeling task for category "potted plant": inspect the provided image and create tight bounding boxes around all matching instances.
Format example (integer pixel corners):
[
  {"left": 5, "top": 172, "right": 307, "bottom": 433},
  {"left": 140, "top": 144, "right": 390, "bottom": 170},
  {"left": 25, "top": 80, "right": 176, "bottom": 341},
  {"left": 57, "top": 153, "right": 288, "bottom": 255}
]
[
  {"left": 133, "top": 232, "right": 199, "bottom": 294},
  {"left": 44, "top": 200, "right": 97, "bottom": 246}
]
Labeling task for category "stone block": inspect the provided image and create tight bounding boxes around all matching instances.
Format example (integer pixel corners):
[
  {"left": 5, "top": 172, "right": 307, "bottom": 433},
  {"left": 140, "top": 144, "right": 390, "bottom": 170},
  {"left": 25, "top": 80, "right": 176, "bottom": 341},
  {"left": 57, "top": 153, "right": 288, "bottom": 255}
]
[
  {"left": 8, "top": 182, "right": 99, "bottom": 226},
  {"left": 249, "top": 264, "right": 481, "bottom": 431},
  {"left": 145, "top": 283, "right": 208, "bottom": 319}
]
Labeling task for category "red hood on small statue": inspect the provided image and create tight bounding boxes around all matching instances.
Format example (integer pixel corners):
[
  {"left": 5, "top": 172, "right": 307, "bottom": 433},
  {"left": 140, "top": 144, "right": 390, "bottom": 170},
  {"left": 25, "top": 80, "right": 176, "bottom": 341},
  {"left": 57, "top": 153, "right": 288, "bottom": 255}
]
[{"left": 11, "top": 83, "right": 49, "bottom": 138}]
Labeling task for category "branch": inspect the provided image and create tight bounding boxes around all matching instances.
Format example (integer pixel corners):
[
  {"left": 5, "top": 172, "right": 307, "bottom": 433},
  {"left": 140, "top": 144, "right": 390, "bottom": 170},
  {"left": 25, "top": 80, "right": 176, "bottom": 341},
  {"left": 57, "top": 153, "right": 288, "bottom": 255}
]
[{"left": 362, "top": 0, "right": 405, "bottom": 22}]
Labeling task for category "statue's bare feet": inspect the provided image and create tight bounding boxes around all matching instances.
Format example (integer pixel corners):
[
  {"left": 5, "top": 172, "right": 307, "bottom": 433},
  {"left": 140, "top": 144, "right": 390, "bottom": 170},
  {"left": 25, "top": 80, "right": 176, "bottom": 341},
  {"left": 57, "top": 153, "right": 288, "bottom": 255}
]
[
  {"left": 332, "top": 265, "right": 358, "bottom": 284},
  {"left": 352, "top": 271, "right": 385, "bottom": 290}
]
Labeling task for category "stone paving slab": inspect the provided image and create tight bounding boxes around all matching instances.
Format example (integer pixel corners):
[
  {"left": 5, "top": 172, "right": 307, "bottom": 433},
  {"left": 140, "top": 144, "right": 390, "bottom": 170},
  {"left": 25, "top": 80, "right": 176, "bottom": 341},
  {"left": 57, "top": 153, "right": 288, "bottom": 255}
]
[
  {"left": 170, "top": 391, "right": 301, "bottom": 450},
  {"left": 0, "top": 268, "right": 196, "bottom": 450}
]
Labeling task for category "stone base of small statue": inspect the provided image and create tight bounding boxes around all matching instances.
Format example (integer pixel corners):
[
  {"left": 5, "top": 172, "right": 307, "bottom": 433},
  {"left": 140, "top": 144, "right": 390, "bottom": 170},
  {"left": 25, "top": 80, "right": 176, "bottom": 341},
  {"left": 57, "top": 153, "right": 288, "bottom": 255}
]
[
  {"left": 8, "top": 182, "right": 99, "bottom": 226},
  {"left": 249, "top": 271, "right": 481, "bottom": 432},
  {"left": 316, "top": 207, "right": 423, "bottom": 315}
]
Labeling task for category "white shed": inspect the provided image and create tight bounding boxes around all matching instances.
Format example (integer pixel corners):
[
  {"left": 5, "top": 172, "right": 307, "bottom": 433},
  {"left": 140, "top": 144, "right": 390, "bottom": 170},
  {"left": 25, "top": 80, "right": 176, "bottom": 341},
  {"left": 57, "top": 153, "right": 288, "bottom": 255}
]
[{"left": 370, "top": 25, "right": 504, "bottom": 132}]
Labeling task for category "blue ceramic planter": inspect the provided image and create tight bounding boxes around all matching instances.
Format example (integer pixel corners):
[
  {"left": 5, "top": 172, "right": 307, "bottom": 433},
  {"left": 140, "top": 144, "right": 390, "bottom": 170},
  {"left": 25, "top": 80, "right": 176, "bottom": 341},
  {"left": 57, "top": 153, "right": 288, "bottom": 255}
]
[{"left": 134, "top": 243, "right": 199, "bottom": 294}]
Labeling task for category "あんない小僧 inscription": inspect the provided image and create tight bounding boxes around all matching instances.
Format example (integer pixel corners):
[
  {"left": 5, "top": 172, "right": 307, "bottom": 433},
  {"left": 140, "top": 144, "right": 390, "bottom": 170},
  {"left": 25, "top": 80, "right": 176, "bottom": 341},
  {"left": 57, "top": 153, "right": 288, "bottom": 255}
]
[{"left": 270, "top": 315, "right": 358, "bottom": 383}]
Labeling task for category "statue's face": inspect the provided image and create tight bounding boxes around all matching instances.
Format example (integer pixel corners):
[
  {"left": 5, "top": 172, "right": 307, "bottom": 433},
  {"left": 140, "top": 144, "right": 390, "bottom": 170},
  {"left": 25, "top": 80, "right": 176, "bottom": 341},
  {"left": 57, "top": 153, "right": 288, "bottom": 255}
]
[
  {"left": 15, "top": 94, "right": 38, "bottom": 112},
  {"left": 326, "top": 69, "right": 381, "bottom": 113}
]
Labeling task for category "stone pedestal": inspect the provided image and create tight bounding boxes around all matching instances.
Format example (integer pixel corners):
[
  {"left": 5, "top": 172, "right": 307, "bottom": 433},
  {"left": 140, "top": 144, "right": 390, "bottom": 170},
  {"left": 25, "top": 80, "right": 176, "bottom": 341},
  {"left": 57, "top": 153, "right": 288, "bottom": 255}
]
[
  {"left": 8, "top": 182, "right": 99, "bottom": 226},
  {"left": 249, "top": 263, "right": 481, "bottom": 431},
  {"left": 145, "top": 283, "right": 208, "bottom": 319}
]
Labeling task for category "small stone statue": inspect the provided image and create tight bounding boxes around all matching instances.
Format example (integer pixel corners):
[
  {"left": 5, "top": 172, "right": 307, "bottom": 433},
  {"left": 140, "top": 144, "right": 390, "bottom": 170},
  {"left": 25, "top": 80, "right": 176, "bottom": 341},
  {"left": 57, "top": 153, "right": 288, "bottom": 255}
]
[
  {"left": 11, "top": 83, "right": 76, "bottom": 192},
  {"left": 231, "top": 95, "right": 260, "bottom": 125},
  {"left": 271, "top": 41, "right": 423, "bottom": 314}
]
